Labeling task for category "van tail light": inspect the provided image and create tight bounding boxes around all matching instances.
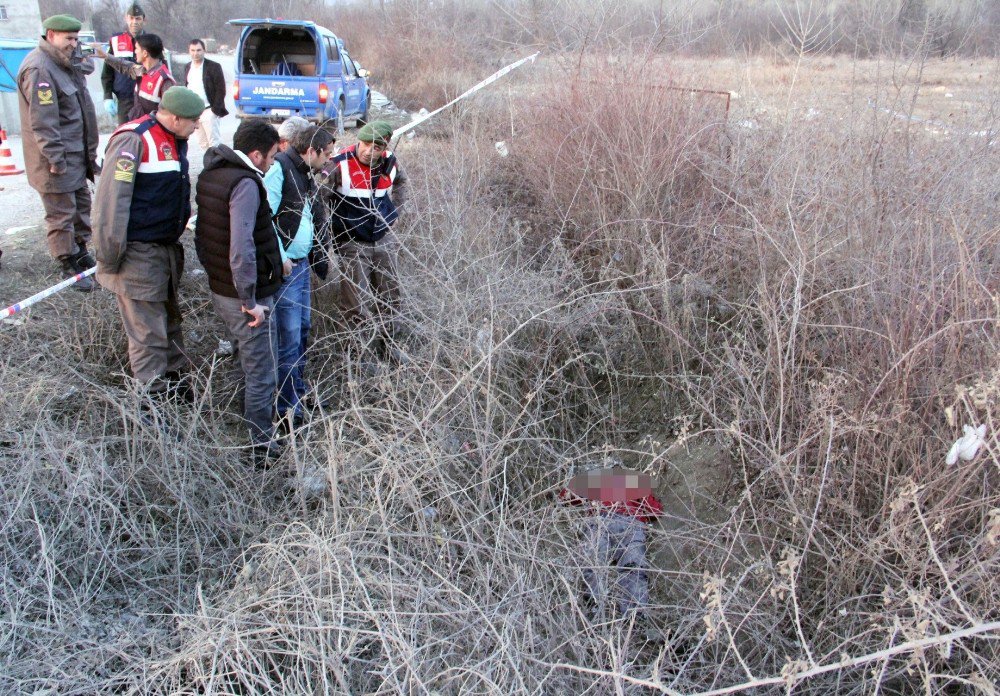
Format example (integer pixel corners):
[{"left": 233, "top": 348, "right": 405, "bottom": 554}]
[
  {"left": 318, "top": 83, "right": 329, "bottom": 104},
  {"left": 233, "top": 79, "right": 240, "bottom": 101}
]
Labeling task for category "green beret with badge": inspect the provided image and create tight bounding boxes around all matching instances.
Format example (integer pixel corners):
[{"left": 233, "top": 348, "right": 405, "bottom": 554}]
[{"left": 357, "top": 121, "right": 394, "bottom": 146}]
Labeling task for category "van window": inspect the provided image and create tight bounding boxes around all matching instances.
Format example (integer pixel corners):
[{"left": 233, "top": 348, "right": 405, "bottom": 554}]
[
  {"left": 341, "top": 50, "right": 358, "bottom": 78},
  {"left": 325, "top": 37, "right": 339, "bottom": 64},
  {"left": 240, "top": 27, "right": 319, "bottom": 77}
]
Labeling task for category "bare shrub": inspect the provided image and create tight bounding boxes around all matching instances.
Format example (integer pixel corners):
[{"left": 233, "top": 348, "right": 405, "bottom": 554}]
[
  {"left": 498, "top": 54, "right": 1000, "bottom": 691},
  {"left": 1, "top": 28, "right": 999, "bottom": 695}
]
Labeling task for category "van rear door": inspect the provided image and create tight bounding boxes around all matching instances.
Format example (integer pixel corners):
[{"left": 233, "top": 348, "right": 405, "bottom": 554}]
[{"left": 230, "top": 19, "right": 324, "bottom": 120}]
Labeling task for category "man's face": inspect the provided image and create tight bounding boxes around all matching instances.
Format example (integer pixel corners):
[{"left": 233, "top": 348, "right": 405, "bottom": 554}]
[
  {"left": 188, "top": 43, "right": 204, "bottom": 63},
  {"left": 134, "top": 43, "right": 148, "bottom": 64},
  {"left": 357, "top": 140, "right": 387, "bottom": 166},
  {"left": 126, "top": 13, "right": 144, "bottom": 35},
  {"left": 306, "top": 142, "right": 334, "bottom": 172},
  {"left": 47, "top": 30, "right": 79, "bottom": 58},
  {"left": 160, "top": 111, "right": 200, "bottom": 139},
  {"left": 251, "top": 143, "right": 279, "bottom": 174}
]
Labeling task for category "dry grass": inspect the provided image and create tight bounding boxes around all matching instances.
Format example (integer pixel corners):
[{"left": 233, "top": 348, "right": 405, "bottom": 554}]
[{"left": 1, "top": 35, "right": 999, "bottom": 696}]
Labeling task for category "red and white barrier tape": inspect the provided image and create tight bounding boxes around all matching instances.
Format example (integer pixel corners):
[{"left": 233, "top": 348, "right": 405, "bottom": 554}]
[{"left": 1, "top": 268, "right": 96, "bottom": 320}]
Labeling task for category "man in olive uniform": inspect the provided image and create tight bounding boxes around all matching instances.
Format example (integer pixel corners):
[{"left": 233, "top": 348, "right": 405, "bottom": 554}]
[
  {"left": 92, "top": 87, "right": 203, "bottom": 398},
  {"left": 16, "top": 14, "right": 100, "bottom": 291}
]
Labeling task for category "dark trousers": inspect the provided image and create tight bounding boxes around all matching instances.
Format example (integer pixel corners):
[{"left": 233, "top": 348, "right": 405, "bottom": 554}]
[
  {"left": 117, "top": 97, "right": 134, "bottom": 125},
  {"left": 582, "top": 512, "right": 651, "bottom": 617},
  {"left": 211, "top": 293, "right": 278, "bottom": 445}
]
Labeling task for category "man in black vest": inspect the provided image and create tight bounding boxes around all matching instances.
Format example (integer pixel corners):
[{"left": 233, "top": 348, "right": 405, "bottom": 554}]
[
  {"left": 194, "top": 119, "right": 285, "bottom": 464},
  {"left": 263, "top": 124, "right": 334, "bottom": 428}
]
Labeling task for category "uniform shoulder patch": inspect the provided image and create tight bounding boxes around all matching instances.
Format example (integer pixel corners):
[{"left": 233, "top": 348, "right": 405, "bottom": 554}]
[
  {"left": 113, "top": 157, "right": 136, "bottom": 182},
  {"left": 36, "top": 87, "right": 54, "bottom": 105}
]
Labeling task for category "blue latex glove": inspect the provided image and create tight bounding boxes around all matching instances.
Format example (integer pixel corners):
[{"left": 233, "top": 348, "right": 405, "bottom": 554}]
[{"left": 103, "top": 98, "right": 117, "bottom": 117}]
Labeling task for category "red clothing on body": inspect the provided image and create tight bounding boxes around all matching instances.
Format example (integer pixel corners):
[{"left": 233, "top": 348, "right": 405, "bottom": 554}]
[{"left": 559, "top": 488, "right": 664, "bottom": 524}]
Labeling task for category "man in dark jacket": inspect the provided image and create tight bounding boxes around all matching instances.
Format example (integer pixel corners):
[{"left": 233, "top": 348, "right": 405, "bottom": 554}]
[
  {"left": 194, "top": 120, "right": 285, "bottom": 464},
  {"left": 101, "top": 2, "right": 145, "bottom": 124},
  {"left": 183, "top": 39, "right": 228, "bottom": 150},
  {"left": 92, "top": 87, "right": 203, "bottom": 399},
  {"left": 17, "top": 14, "right": 100, "bottom": 290},
  {"left": 97, "top": 34, "right": 174, "bottom": 121}
]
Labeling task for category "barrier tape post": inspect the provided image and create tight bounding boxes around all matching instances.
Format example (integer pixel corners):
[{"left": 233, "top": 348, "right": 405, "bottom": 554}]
[{"left": 1, "top": 267, "right": 97, "bottom": 320}]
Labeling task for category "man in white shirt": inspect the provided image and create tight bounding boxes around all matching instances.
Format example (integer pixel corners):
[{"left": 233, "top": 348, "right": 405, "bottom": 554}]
[{"left": 183, "top": 39, "right": 228, "bottom": 149}]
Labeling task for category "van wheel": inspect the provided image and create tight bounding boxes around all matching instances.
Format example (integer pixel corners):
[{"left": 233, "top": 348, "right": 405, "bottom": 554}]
[{"left": 336, "top": 99, "right": 346, "bottom": 136}]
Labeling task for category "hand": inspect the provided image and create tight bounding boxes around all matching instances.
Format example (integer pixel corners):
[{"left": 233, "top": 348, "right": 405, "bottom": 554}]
[
  {"left": 89, "top": 43, "right": 108, "bottom": 59},
  {"left": 104, "top": 98, "right": 116, "bottom": 117},
  {"left": 282, "top": 259, "right": 293, "bottom": 277},
  {"left": 242, "top": 304, "right": 267, "bottom": 327}
]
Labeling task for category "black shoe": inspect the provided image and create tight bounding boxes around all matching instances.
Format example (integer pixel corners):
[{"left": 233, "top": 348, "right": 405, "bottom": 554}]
[
  {"left": 136, "top": 399, "right": 180, "bottom": 438},
  {"left": 373, "top": 336, "right": 411, "bottom": 365},
  {"left": 250, "top": 441, "right": 284, "bottom": 468},
  {"left": 301, "top": 394, "right": 336, "bottom": 410},
  {"left": 163, "top": 371, "right": 196, "bottom": 404},
  {"left": 74, "top": 245, "right": 96, "bottom": 270},
  {"left": 385, "top": 344, "right": 411, "bottom": 365},
  {"left": 59, "top": 255, "right": 95, "bottom": 292},
  {"left": 275, "top": 412, "right": 304, "bottom": 436}
]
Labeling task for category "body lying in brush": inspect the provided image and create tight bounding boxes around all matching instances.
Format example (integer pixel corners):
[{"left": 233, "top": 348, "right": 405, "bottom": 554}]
[{"left": 560, "top": 468, "right": 663, "bottom": 619}]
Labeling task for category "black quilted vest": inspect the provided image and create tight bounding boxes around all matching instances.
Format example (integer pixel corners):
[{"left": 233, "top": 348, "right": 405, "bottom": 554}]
[
  {"left": 272, "top": 148, "right": 314, "bottom": 252},
  {"left": 194, "top": 152, "right": 283, "bottom": 301}
]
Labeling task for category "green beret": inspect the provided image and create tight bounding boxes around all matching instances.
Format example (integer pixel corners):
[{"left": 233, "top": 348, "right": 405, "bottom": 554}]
[
  {"left": 357, "top": 120, "right": 394, "bottom": 146},
  {"left": 159, "top": 87, "right": 206, "bottom": 119},
  {"left": 42, "top": 15, "right": 83, "bottom": 32},
  {"left": 125, "top": 3, "right": 145, "bottom": 17}
]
